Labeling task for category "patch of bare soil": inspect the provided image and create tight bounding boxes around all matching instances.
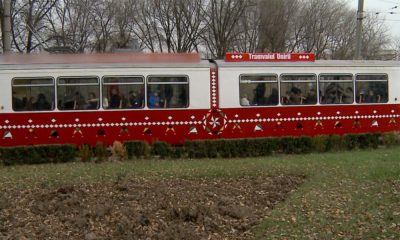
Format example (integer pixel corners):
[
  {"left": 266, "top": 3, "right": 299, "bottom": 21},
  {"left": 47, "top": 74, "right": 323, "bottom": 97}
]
[{"left": 0, "top": 175, "right": 304, "bottom": 240}]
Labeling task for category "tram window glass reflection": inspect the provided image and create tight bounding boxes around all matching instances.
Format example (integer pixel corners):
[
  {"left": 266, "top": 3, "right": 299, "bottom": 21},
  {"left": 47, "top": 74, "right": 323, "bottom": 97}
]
[
  {"left": 319, "top": 74, "right": 353, "bottom": 104},
  {"left": 147, "top": 76, "right": 189, "bottom": 108},
  {"left": 102, "top": 76, "right": 144, "bottom": 109},
  {"left": 12, "top": 77, "right": 54, "bottom": 111},
  {"left": 280, "top": 74, "right": 317, "bottom": 105},
  {"left": 356, "top": 74, "right": 388, "bottom": 104},
  {"left": 239, "top": 75, "right": 278, "bottom": 106},
  {"left": 57, "top": 77, "right": 100, "bottom": 110}
]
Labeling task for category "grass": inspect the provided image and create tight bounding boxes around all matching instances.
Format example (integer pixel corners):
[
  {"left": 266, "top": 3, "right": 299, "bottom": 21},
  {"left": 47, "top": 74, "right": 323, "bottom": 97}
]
[{"left": 1, "top": 146, "right": 399, "bottom": 239}]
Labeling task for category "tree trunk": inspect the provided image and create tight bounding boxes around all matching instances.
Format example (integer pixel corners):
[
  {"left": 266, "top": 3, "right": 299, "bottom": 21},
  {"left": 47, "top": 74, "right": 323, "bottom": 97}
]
[{"left": 2, "top": 0, "right": 12, "bottom": 53}]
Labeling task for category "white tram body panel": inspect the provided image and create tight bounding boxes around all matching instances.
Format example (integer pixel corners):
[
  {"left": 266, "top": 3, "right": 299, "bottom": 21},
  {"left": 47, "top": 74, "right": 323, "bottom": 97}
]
[
  {"left": 0, "top": 62, "right": 211, "bottom": 112},
  {"left": 217, "top": 60, "right": 400, "bottom": 108}
]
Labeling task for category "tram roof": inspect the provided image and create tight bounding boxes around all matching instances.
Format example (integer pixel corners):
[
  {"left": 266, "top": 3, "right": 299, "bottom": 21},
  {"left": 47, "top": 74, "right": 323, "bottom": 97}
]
[
  {"left": 216, "top": 60, "right": 400, "bottom": 68},
  {"left": 0, "top": 53, "right": 399, "bottom": 70},
  {"left": 0, "top": 53, "right": 210, "bottom": 70}
]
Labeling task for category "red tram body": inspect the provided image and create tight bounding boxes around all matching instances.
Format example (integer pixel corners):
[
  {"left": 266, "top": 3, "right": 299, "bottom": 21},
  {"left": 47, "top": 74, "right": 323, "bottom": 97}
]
[{"left": 0, "top": 53, "right": 399, "bottom": 147}]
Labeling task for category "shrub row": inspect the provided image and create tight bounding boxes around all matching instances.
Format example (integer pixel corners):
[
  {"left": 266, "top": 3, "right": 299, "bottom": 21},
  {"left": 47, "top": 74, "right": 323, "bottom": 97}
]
[
  {"left": 0, "top": 144, "right": 76, "bottom": 166},
  {"left": 1, "top": 132, "right": 399, "bottom": 165},
  {"left": 125, "top": 132, "right": 400, "bottom": 159}
]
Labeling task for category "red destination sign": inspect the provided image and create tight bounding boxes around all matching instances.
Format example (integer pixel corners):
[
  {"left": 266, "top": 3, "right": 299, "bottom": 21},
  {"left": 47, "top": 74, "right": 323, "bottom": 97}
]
[{"left": 225, "top": 53, "right": 315, "bottom": 62}]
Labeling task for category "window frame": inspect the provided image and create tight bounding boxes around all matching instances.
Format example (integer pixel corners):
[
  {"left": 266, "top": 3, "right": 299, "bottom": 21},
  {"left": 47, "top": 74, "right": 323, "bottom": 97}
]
[
  {"left": 279, "top": 73, "right": 317, "bottom": 106},
  {"left": 238, "top": 73, "right": 279, "bottom": 107},
  {"left": 146, "top": 75, "right": 190, "bottom": 109},
  {"left": 56, "top": 76, "right": 100, "bottom": 111},
  {"left": 102, "top": 75, "right": 145, "bottom": 109},
  {"left": 355, "top": 73, "right": 388, "bottom": 104},
  {"left": 318, "top": 73, "right": 354, "bottom": 105},
  {"left": 11, "top": 76, "right": 55, "bottom": 112}
]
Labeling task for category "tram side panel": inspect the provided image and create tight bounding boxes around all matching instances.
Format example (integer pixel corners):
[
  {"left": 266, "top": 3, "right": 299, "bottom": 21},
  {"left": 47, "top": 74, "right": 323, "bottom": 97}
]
[
  {"left": 217, "top": 64, "right": 400, "bottom": 139},
  {"left": 0, "top": 66, "right": 212, "bottom": 147}
]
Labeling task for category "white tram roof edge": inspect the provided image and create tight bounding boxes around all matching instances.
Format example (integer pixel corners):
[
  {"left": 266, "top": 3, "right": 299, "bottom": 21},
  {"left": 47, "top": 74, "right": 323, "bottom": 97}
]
[
  {"left": 0, "top": 53, "right": 210, "bottom": 70},
  {"left": 216, "top": 60, "right": 400, "bottom": 68},
  {"left": 0, "top": 52, "right": 399, "bottom": 70}
]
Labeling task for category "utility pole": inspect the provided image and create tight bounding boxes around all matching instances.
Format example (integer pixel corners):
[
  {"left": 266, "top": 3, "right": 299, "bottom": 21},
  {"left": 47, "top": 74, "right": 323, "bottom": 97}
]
[
  {"left": 2, "top": 0, "right": 12, "bottom": 53},
  {"left": 355, "top": 0, "right": 364, "bottom": 60}
]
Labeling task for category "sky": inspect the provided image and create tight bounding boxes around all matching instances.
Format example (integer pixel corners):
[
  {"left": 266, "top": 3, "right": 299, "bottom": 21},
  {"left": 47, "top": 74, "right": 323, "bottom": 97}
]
[{"left": 347, "top": 0, "right": 400, "bottom": 39}]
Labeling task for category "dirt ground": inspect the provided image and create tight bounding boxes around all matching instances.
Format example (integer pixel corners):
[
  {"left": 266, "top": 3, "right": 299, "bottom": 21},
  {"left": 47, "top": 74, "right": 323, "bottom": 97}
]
[{"left": 0, "top": 175, "right": 304, "bottom": 240}]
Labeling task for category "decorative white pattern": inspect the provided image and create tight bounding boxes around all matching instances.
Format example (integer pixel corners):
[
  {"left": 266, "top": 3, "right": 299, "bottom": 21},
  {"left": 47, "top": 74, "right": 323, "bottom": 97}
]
[
  {"left": 1, "top": 111, "right": 399, "bottom": 131},
  {"left": 230, "top": 54, "right": 243, "bottom": 59},
  {"left": 227, "top": 114, "right": 400, "bottom": 124}
]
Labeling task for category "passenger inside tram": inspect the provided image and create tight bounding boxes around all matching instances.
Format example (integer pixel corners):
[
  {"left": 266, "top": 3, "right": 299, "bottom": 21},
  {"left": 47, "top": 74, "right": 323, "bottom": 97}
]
[
  {"left": 266, "top": 88, "right": 279, "bottom": 105},
  {"left": 253, "top": 83, "right": 266, "bottom": 105},
  {"left": 303, "top": 88, "right": 317, "bottom": 104},
  {"left": 33, "top": 93, "right": 52, "bottom": 110},
  {"left": 240, "top": 94, "right": 250, "bottom": 106},
  {"left": 128, "top": 90, "right": 144, "bottom": 108},
  {"left": 85, "top": 92, "right": 99, "bottom": 109},
  {"left": 12, "top": 91, "right": 25, "bottom": 111},
  {"left": 148, "top": 91, "right": 161, "bottom": 108},
  {"left": 109, "top": 88, "right": 122, "bottom": 109},
  {"left": 341, "top": 87, "right": 354, "bottom": 104},
  {"left": 288, "top": 86, "right": 302, "bottom": 105}
]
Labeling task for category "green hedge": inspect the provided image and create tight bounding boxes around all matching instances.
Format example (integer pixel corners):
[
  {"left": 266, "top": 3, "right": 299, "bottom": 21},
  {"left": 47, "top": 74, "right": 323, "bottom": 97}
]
[
  {"left": 1, "top": 132, "right": 399, "bottom": 165},
  {"left": 125, "top": 141, "right": 150, "bottom": 159},
  {"left": 154, "top": 132, "right": 398, "bottom": 159},
  {"left": 0, "top": 145, "right": 76, "bottom": 166}
]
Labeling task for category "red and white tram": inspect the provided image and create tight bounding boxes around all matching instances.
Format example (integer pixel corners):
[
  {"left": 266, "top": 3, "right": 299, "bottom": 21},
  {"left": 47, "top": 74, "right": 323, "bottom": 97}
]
[{"left": 0, "top": 52, "right": 399, "bottom": 147}]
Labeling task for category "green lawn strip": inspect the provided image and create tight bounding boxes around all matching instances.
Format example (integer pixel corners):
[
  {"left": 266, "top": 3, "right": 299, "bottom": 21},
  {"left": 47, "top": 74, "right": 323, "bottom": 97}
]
[
  {"left": 255, "top": 148, "right": 400, "bottom": 239},
  {"left": 1, "top": 147, "right": 399, "bottom": 239}
]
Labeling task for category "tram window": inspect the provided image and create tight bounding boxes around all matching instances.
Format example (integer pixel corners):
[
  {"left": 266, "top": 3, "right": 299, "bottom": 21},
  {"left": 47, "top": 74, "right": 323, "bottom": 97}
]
[
  {"left": 319, "top": 74, "right": 353, "bottom": 104},
  {"left": 355, "top": 74, "right": 388, "bottom": 104},
  {"left": 280, "top": 74, "right": 317, "bottom": 105},
  {"left": 57, "top": 77, "right": 100, "bottom": 110},
  {"left": 102, "top": 76, "right": 145, "bottom": 109},
  {"left": 147, "top": 76, "right": 189, "bottom": 108},
  {"left": 239, "top": 75, "right": 278, "bottom": 106},
  {"left": 12, "top": 77, "right": 54, "bottom": 111}
]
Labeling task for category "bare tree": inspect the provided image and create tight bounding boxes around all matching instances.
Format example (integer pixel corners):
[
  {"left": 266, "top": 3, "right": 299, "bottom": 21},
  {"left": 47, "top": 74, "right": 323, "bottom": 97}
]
[
  {"left": 328, "top": 9, "right": 357, "bottom": 59},
  {"left": 90, "top": 0, "right": 116, "bottom": 52},
  {"left": 0, "top": 0, "right": 394, "bottom": 57},
  {"left": 391, "top": 37, "right": 400, "bottom": 60},
  {"left": 128, "top": 0, "right": 160, "bottom": 52},
  {"left": 256, "top": 0, "right": 298, "bottom": 52},
  {"left": 167, "top": 0, "right": 205, "bottom": 52},
  {"left": 11, "top": 0, "right": 57, "bottom": 53},
  {"left": 286, "top": 0, "right": 346, "bottom": 58},
  {"left": 201, "top": 0, "right": 250, "bottom": 58},
  {"left": 111, "top": 0, "right": 135, "bottom": 49},
  {"left": 233, "top": 1, "right": 259, "bottom": 53},
  {"left": 129, "top": 0, "right": 205, "bottom": 53},
  {"left": 45, "top": 0, "right": 95, "bottom": 52},
  {"left": 361, "top": 13, "right": 390, "bottom": 59}
]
